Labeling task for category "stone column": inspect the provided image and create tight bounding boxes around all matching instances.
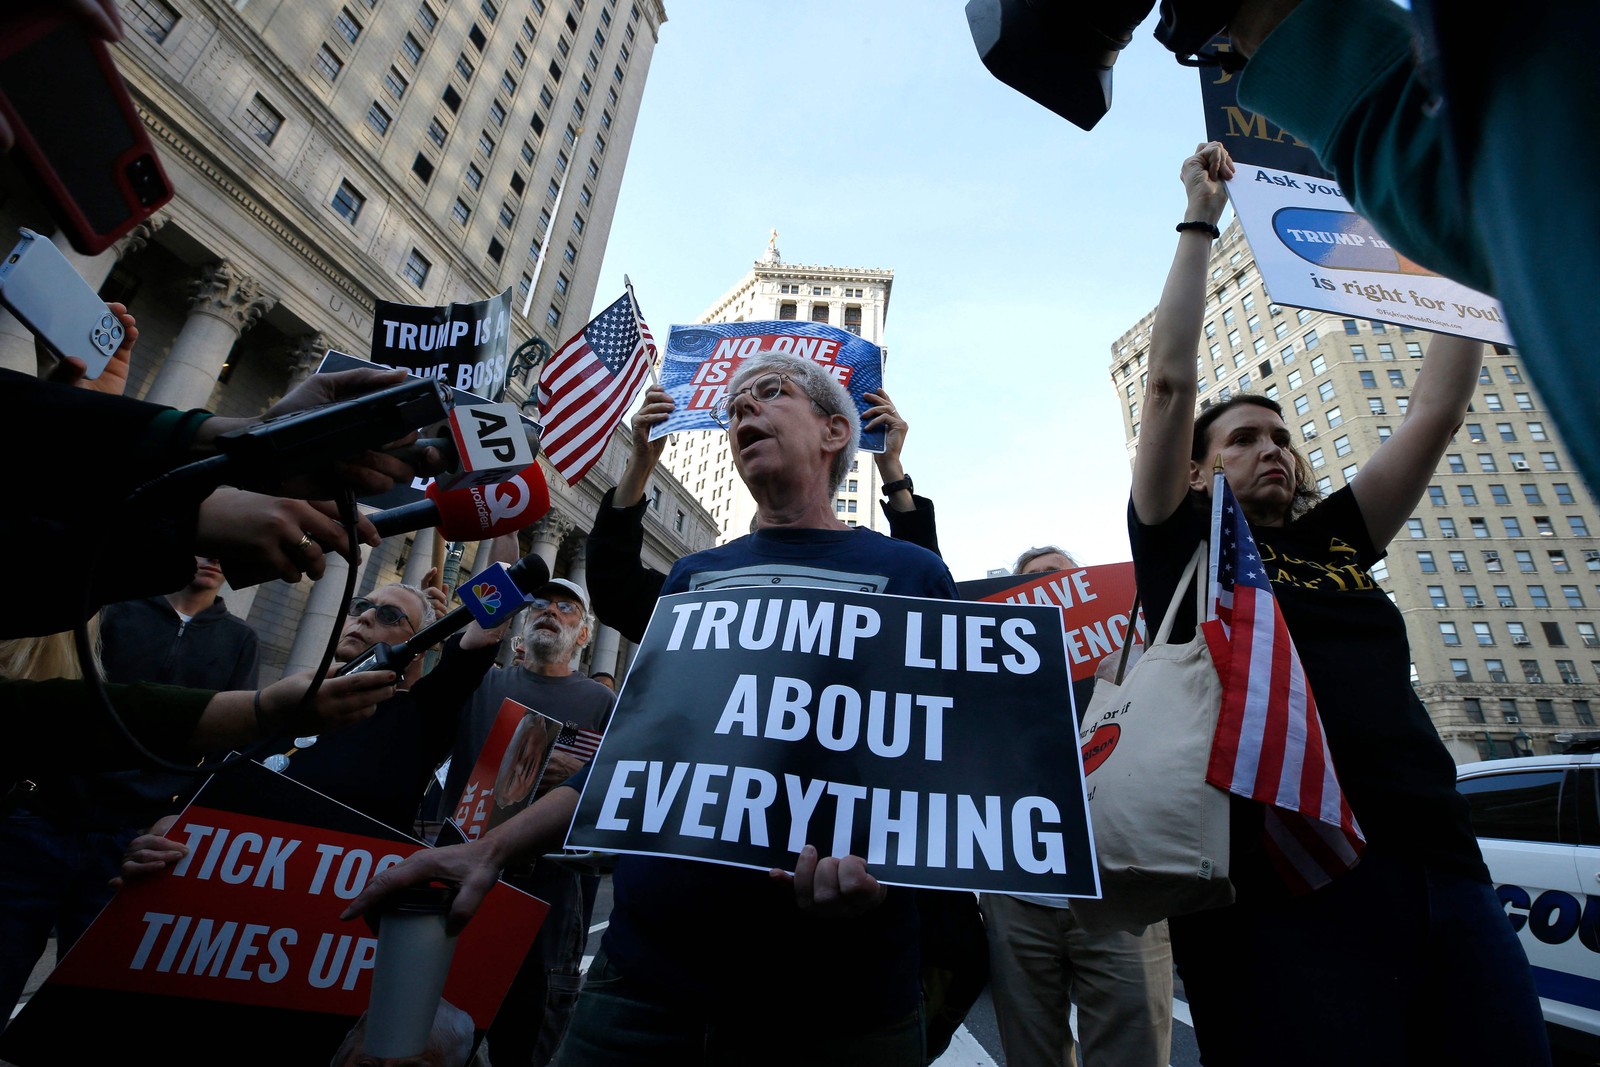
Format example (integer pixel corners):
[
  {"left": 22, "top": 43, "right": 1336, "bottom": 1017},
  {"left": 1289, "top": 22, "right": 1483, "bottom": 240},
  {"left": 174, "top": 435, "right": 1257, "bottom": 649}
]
[
  {"left": 285, "top": 331, "right": 329, "bottom": 391},
  {"left": 401, "top": 529, "right": 437, "bottom": 587},
  {"left": 282, "top": 548, "right": 369, "bottom": 676},
  {"left": 590, "top": 623, "right": 622, "bottom": 676},
  {"left": 143, "top": 261, "right": 275, "bottom": 411},
  {"left": 526, "top": 515, "right": 573, "bottom": 576}
]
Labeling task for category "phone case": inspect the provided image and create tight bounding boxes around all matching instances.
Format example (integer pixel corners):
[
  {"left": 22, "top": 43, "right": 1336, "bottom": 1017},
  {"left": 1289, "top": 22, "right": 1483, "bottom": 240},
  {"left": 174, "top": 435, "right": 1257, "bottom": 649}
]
[
  {"left": 0, "top": 10, "right": 174, "bottom": 255},
  {"left": 0, "top": 228, "right": 123, "bottom": 377}
]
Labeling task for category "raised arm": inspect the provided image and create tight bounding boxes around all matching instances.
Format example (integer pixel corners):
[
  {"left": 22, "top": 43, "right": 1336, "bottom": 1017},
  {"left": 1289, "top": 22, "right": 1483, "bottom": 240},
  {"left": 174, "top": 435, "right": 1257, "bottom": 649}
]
[
  {"left": 1130, "top": 142, "right": 1236, "bottom": 526},
  {"left": 1350, "top": 333, "right": 1483, "bottom": 551}
]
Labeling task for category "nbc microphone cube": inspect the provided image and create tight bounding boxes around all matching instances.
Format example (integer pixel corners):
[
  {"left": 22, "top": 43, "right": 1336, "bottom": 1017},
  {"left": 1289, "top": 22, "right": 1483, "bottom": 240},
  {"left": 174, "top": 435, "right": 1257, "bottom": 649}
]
[
  {"left": 435, "top": 402, "right": 540, "bottom": 491},
  {"left": 459, "top": 562, "right": 531, "bottom": 629}
]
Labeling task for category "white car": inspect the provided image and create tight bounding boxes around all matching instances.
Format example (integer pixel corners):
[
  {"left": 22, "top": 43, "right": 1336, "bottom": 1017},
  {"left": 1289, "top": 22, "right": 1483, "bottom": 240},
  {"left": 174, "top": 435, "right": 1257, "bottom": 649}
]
[{"left": 1456, "top": 750, "right": 1600, "bottom": 1056}]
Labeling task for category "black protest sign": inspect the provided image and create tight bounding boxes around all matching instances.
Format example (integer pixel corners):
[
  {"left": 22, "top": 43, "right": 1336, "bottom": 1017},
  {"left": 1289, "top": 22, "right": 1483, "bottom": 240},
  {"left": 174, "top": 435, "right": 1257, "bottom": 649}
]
[
  {"left": 371, "top": 288, "right": 514, "bottom": 400},
  {"left": 567, "top": 588, "right": 1100, "bottom": 896}
]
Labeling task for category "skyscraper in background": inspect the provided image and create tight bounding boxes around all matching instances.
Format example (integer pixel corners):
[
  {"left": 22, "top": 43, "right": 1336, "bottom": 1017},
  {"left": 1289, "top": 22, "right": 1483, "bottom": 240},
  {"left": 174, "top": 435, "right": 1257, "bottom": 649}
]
[{"left": 1112, "top": 221, "right": 1600, "bottom": 762}]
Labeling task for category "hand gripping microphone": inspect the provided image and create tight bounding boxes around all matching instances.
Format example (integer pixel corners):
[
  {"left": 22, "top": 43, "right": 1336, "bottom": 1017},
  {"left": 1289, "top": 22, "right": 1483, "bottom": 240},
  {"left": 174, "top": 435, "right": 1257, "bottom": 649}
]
[
  {"left": 368, "top": 462, "right": 551, "bottom": 540},
  {"left": 337, "top": 553, "right": 552, "bottom": 677}
]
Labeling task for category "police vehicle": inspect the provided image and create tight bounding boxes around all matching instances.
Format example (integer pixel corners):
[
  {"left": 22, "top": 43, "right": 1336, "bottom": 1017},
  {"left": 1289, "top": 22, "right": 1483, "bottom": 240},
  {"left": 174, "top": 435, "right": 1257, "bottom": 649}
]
[{"left": 1457, "top": 745, "right": 1600, "bottom": 1055}]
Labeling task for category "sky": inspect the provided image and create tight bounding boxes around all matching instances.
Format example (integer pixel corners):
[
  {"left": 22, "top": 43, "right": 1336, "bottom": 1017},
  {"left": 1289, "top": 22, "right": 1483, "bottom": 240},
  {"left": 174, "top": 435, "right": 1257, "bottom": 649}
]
[{"left": 593, "top": 1, "right": 1227, "bottom": 582}]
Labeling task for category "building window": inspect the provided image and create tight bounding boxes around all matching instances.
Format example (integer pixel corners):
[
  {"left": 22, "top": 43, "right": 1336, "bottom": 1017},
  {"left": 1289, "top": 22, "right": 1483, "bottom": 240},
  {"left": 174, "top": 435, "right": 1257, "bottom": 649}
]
[
  {"left": 1418, "top": 551, "right": 1437, "bottom": 574},
  {"left": 546, "top": 304, "right": 561, "bottom": 328},
  {"left": 465, "top": 162, "right": 483, "bottom": 191},
  {"left": 411, "top": 153, "right": 435, "bottom": 182},
  {"left": 365, "top": 101, "right": 392, "bottom": 135},
  {"left": 478, "top": 130, "right": 496, "bottom": 157},
  {"left": 335, "top": 7, "right": 363, "bottom": 43},
  {"left": 1487, "top": 658, "right": 1508, "bottom": 682},
  {"left": 1576, "top": 700, "right": 1595, "bottom": 725},
  {"left": 1463, "top": 698, "right": 1485, "bottom": 723},
  {"left": 316, "top": 45, "right": 344, "bottom": 82},
  {"left": 452, "top": 198, "right": 471, "bottom": 225},
  {"left": 331, "top": 180, "right": 365, "bottom": 223},
  {"left": 417, "top": 2, "right": 439, "bottom": 32},
  {"left": 486, "top": 237, "right": 504, "bottom": 263},
  {"left": 1500, "top": 699, "right": 1521, "bottom": 724},
  {"left": 498, "top": 201, "right": 516, "bottom": 228},
  {"left": 1439, "top": 622, "right": 1461, "bottom": 647},
  {"left": 242, "top": 94, "right": 284, "bottom": 144},
  {"left": 488, "top": 100, "right": 507, "bottom": 126},
  {"left": 403, "top": 248, "right": 430, "bottom": 287},
  {"left": 563, "top": 242, "right": 577, "bottom": 264},
  {"left": 401, "top": 32, "right": 425, "bottom": 64},
  {"left": 128, "top": 0, "right": 180, "bottom": 43},
  {"left": 1474, "top": 622, "right": 1495, "bottom": 646},
  {"left": 1450, "top": 657, "right": 1470, "bottom": 680},
  {"left": 1507, "top": 621, "right": 1530, "bottom": 646},
  {"left": 1522, "top": 659, "right": 1545, "bottom": 683},
  {"left": 457, "top": 52, "right": 476, "bottom": 80}
]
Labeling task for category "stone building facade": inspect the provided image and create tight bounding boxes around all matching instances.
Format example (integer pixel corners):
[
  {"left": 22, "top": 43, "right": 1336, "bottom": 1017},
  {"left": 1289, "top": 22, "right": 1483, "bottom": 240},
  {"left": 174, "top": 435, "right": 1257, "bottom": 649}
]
[
  {"left": 1112, "top": 221, "right": 1600, "bottom": 763},
  {"left": 0, "top": 0, "right": 717, "bottom": 682}
]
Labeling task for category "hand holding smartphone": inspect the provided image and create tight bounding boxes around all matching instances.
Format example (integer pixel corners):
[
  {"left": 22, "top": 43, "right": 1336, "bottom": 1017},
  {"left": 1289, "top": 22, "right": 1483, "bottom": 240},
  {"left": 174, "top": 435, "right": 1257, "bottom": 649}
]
[{"left": 0, "top": 227, "right": 124, "bottom": 379}]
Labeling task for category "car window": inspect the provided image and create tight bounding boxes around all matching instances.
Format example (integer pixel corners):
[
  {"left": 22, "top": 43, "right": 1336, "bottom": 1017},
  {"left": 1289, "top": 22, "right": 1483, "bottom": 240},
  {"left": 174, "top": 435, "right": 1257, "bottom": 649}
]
[
  {"left": 1457, "top": 769, "right": 1568, "bottom": 844},
  {"left": 1578, "top": 767, "right": 1600, "bottom": 847}
]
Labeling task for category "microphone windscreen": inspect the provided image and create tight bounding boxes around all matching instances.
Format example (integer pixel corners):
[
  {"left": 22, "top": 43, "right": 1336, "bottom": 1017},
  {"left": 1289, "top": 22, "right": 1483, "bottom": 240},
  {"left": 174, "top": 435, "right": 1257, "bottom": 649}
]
[{"left": 426, "top": 461, "right": 551, "bottom": 539}]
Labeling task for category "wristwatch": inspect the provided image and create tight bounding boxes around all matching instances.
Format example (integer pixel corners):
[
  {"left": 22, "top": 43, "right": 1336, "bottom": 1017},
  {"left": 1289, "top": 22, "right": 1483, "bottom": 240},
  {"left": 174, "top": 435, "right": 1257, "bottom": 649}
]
[{"left": 880, "top": 474, "right": 913, "bottom": 498}]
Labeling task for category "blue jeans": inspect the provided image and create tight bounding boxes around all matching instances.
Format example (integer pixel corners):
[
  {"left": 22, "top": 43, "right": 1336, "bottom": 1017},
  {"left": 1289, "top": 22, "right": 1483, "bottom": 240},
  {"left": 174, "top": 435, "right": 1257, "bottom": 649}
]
[
  {"left": 548, "top": 950, "right": 925, "bottom": 1067},
  {"left": 1171, "top": 848, "right": 1550, "bottom": 1066},
  {"left": 0, "top": 813, "right": 136, "bottom": 1019}
]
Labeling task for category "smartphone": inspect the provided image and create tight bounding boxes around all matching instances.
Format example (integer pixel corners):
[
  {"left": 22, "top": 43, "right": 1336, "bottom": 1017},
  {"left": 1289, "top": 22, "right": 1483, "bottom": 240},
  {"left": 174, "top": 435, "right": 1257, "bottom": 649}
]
[
  {"left": 0, "top": 10, "right": 173, "bottom": 255},
  {"left": 0, "top": 228, "right": 124, "bottom": 378}
]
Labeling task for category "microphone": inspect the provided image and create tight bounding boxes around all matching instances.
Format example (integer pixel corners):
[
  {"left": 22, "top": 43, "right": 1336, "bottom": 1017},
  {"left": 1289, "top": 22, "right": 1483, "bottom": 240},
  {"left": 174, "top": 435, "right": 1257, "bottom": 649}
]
[
  {"left": 429, "top": 402, "right": 542, "bottom": 491},
  {"left": 369, "top": 462, "right": 551, "bottom": 540},
  {"left": 337, "top": 553, "right": 553, "bottom": 677}
]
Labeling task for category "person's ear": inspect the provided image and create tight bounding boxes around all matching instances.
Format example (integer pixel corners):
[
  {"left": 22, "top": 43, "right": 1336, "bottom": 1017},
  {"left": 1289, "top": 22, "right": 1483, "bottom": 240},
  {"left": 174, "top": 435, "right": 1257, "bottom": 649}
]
[
  {"left": 821, "top": 413, "right": 851, "bottom": 454},
  {"left": 1188, "top": 459, "right": 1207, "bottom": 493}
]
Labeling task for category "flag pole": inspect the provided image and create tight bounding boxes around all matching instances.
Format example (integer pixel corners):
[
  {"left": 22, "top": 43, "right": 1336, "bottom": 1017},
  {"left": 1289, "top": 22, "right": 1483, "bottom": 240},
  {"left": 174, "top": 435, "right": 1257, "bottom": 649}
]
[
  {"left": 520, "top": 129, "right": 580, "bottom": 320},
  {"left": 1207, "top": 457, "right": 1224, "bottom": 623},
  {"left": 622, "top": 273, "right": 659, "bottom": 386}
]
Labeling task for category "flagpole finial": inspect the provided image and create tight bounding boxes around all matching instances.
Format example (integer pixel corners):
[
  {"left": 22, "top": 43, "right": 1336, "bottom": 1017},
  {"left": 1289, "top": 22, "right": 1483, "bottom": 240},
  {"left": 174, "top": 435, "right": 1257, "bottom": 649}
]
[{"left": 1212, "top": 453, "right": 1224, "bottom": 474}]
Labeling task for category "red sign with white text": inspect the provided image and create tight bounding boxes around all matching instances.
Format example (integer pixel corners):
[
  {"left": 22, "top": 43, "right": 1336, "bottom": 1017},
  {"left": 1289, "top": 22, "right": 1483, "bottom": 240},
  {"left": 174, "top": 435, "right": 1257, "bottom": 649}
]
[{"left": 959, "top": 562, "right": 1143, "bottom": 681}]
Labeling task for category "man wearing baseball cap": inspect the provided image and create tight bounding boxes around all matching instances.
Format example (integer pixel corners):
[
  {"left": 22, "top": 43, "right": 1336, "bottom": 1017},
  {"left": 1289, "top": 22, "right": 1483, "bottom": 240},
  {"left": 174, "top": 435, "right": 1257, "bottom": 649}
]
[{"left": 438, "top": 574, "right": 614, "bottom": 1067}]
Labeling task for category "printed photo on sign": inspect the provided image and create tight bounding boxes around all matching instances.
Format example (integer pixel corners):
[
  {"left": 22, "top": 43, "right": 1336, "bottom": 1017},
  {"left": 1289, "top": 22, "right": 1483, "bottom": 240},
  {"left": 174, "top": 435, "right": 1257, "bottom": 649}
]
[
  {"left": 371, "top": 288, "right": 515, "bottom": 400},
  {"left": 648, "top": 320, "right": 887, "bottom": 453},
  {"left": 444, "top": 698, "right": 566, "bottom": 847},
  {"left": 958, "top": 562, "right": 1142, "bottom": 683},
  {"left": 567, "top": 587, "right": 1099, "bottom": 897},
  {"left": 1227, "top": 163, "right": 1513, "bottom": 345},
  {"left": 0, "top": 761, "right": 544, "bottom": 1067}
]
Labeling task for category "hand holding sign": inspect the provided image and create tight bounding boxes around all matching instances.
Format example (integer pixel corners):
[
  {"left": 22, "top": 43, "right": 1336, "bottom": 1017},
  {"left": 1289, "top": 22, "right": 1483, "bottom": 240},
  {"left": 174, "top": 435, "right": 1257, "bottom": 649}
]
[{"left": 771, "top": 844, "right": 889, "bottom": 918}]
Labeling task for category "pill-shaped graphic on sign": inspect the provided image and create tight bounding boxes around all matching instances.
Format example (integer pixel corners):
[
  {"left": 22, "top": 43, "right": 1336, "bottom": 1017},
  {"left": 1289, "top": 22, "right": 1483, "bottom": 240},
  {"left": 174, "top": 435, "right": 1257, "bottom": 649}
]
[{"left": 1271, "top": 207, "right": 1432, "bottom": 275}]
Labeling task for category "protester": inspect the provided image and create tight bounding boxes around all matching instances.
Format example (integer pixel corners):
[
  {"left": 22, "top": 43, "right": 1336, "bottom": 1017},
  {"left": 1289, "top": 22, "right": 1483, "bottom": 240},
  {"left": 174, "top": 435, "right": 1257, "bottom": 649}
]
[
  {"left": 437, "top": 577, "right": 615, "bottom": 1067},
  {"left": 587, "top": 384, "right": 938, "bottom": 643},
  {"left": 978, "top": 545, "right": 1173, "bottom": 1067},
  {"left": 350, "top": 351, "right": 956, "bottom": 1065},
  {"left": 1223, "top": 0, "right": 1600, "bottom": 493},
  {"left": 1126, "top": 141, "right": 1548, "bottom": 1066},
  {"left": 588, "top": 670, "right": 615, "bottom": 692},
  {"left": 115, "top": 577, "right": 504, "bottom": 892},
  {"left": 0, "top": 556, "right": 261, "bottom": 1021}
]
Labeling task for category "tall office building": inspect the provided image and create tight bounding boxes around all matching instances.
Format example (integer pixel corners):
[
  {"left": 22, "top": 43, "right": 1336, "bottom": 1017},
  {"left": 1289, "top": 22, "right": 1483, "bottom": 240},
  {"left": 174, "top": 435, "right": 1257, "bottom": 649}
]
[
  {"left": 0, "top": 0, "right": 713, "bottom": 682},
  {"left": 659, "top": 236, "right": 895, "bottom": 541},
  {"left": 1111, "top": 221, "right": 1600, "bottom": 763}
]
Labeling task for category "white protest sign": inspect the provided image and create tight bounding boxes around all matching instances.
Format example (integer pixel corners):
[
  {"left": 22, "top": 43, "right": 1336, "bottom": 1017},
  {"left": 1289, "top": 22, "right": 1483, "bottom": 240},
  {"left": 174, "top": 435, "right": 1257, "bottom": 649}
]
[{"left": 1227, "top": 163, "right": 1513, "bottom": 345}]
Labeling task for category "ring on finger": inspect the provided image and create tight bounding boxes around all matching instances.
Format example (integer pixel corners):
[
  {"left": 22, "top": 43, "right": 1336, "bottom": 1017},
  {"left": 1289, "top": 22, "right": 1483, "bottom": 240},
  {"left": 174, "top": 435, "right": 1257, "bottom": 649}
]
[{"left": 295, "top": 533, "right": 315, "bottom": 553}]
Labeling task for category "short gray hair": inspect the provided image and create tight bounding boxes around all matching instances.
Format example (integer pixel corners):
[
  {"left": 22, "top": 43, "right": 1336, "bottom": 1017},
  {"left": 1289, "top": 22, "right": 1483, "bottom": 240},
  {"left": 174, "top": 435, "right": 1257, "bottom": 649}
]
[
  {"left": 1014, "top": 545, "right": 1077, "bottom": 574},
  {"left": 390, "top": 583, "right": 438, "bottom": 629},
  {"left": 727, "top": 351, "right": 860, "bottom": 495}
]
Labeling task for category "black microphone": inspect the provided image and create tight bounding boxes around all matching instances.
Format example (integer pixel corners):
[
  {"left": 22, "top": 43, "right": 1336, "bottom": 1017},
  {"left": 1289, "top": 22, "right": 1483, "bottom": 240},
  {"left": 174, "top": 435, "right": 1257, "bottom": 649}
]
[{"left": 337, "top": 553, "right": 552, "bottom": 677}]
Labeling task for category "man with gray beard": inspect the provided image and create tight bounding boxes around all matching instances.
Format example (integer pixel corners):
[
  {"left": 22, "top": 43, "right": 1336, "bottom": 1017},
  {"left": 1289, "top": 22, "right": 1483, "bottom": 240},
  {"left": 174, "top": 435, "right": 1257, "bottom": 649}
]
[{"left": 439, "top": 577, "right": 614, "bottom": 1067}]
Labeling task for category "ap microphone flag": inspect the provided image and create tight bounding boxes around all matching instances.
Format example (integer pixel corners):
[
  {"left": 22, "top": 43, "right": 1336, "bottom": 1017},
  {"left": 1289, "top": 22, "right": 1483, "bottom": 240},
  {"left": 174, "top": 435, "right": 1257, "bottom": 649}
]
[{"left": 459, "top": 562, "right": 532, "bottom": 630}]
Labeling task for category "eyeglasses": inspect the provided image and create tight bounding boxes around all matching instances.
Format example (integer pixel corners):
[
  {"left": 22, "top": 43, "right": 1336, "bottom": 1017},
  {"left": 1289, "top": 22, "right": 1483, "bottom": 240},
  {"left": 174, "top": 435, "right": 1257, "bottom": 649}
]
[
  {"left": 348, "top": 597, "right": 416, "bottom": 632},
  {"left": 530, "top": 596, "right": 584, "bottom": 616},
  {"left": 711, "top": 372, "right": 826, "bottom": 428}
]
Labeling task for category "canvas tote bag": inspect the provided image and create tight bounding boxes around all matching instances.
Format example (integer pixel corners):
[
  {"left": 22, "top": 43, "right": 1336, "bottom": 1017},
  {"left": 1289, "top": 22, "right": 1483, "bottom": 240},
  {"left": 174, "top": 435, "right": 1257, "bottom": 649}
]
[{"left": 1070, "top": 544, "right": 1234, "bottom": 933}]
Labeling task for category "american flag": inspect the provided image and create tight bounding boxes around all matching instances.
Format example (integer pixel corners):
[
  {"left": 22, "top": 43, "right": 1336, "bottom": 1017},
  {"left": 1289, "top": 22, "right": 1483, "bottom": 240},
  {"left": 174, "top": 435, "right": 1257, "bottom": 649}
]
[
  {"left": 1200, "top": 471, "right": 1365, "bottom": 892},
  {"left": 537, "top": 292, "right": 656, "bottom": 484},
  {"left": 554, "top": 722, "right": 603, "bottom": 761}
]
